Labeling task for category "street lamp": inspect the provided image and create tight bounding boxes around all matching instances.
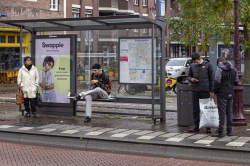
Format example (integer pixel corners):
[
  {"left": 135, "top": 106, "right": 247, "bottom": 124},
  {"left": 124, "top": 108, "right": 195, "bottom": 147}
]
[{"left": 232, "top": 0, "right": 246, "bottom": 126}]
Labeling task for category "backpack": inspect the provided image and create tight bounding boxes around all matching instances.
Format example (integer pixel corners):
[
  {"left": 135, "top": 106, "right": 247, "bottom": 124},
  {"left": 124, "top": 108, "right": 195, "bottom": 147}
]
[{"left": 107, "top": 78, "right": 112, "bottom": 93}]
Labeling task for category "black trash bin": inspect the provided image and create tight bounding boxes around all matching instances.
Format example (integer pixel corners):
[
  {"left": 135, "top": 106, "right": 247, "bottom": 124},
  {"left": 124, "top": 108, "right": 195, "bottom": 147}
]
[{"left": 176, "top": 76, "right": 193, "bottom": 126}]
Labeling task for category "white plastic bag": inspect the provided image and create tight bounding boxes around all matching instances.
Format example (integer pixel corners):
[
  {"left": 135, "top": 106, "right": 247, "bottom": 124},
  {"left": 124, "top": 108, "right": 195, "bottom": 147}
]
[{"left": 199, "top": 98, "right": 219, "bottom": 129}]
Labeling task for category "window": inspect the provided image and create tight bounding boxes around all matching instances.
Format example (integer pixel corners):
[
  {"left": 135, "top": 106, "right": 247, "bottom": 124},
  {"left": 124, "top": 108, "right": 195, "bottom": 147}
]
[
  {"left": 72, "top": 7, "right": 80, "bottom": 18},
  {"left": 133, "top": 29, "right": 138, "bottom": 32},
  {"left": 17, "top": 36, "right": 24, "bottom": 43},
  {"left": 134, "top": 0, "right": 139, "bottom": 5},
  {"left": 50, "top": 0, "right": 58, "bottom": 11},
  {"left": 142, "top": 0, "right": 147, "bottom": 6},
  {"left": 143, "top": 28, "right": 147, "bottom": 33},
  {"left": 0, "top": 36, "right": 5, "bottom": 43},
  {"left": 8, "top": 36, "right": 15, "bottom": 43},
  {"left": 85, "top": 9, "right": 92, "bottom": 17}
]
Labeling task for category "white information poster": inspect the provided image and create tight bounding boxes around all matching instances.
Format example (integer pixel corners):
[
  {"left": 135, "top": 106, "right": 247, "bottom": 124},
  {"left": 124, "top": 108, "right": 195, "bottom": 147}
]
[{"left": 119, "top": 38, "right": 154, "bottom": 84}]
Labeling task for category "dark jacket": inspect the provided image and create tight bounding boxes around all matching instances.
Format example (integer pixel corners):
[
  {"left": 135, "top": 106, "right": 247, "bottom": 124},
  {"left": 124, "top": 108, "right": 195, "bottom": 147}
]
[
  {"left": 214, "top": 62, "right": 239, "bottom": 99},
  {"left": 91, "top": 71, "right": 110, "bottom": 94},
  {"left": 188, "top": 60, "right": 214, "bottom": 92}
]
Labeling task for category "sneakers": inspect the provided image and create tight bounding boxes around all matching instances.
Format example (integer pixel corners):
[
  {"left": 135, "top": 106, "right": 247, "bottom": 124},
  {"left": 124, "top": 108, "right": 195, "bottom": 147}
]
[
  {"left": 32, "top": 113, "right": 37, "bottom": 118},
  {"left": 84, "top": 116, "right": 91, "bottom": 123},
  {"left": 211, "top": 132, "right": 224, "bottom": 138},
  {"left": 227, "top": 130, "right": 233, "bottom": 136},
  {"left": 188, "top": 126, "right": 200, "bottom": 132},
  {"left": 205, "top": 128, "right": 211, "bottom": 133},
  {"left": 73, "top": 94, "right": 81, "bottom": 101},
  {"left": 24, "top": 113, "right": 30, "bottom": 118}
]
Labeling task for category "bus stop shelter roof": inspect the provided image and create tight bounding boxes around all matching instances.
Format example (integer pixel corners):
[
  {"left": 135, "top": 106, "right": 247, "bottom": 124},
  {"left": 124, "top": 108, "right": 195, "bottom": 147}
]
[{"left": 0, "top": 15, "right": 161, "bottom": 32}]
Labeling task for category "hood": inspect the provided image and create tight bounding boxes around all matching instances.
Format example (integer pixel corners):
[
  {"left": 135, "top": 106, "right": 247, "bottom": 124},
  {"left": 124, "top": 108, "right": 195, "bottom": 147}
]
[
  {"left": 200, "top": 59, "right": 209, "bottom": 65},
  {"left": 218, "top": 61, "right": 234, "bottom": 71}
]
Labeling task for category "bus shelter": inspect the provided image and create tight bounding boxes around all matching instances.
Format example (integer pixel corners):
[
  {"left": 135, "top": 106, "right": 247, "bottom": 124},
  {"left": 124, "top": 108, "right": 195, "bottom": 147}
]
[{"left": 0, "top": 15, "right": 166, "bottom": 122}]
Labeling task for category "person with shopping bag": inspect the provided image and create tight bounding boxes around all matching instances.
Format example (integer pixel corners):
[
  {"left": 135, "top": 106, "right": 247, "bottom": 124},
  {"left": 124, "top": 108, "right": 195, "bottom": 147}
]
[
  {"left": 17, "top": 56, "right": 39, "bottom": 118},
  {"left": 211, "top": 57, "right": 239, "bottom": 137},
  {"left": 188, "top": 52, "right": 214, "bottom": 133}
]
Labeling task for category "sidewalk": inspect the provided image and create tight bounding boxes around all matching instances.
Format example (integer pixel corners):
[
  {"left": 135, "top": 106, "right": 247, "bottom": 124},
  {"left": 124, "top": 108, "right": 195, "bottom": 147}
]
[{"left": 0, "top": 83, "right": 250, "bottom": 163}]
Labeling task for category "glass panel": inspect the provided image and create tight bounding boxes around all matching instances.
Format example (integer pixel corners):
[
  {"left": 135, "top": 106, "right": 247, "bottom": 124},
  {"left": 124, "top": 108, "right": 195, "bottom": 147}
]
[
  {"left": 8, "top": 36, "right": 15, "bottom": 43},
  {"left": 55, "top": 20, "right": 102, "bottom": 26},
  {"left": 0, "top": 47, "right": 20, "bottom": 70},
  {"left": 16, "top": 22, "right": 58, "bottom": 28},
  {"left": 100, "top": 18, "right": 148, "bottom": 24},
  {"left": 0, "top": 36, "right": 6, "bottom": 43}
]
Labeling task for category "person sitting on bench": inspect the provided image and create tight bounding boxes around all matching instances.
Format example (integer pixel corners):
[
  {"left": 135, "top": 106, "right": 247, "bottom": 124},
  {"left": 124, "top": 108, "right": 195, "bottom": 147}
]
[{"left": 73, "top": 63, "right": 110, "bottom": 123}]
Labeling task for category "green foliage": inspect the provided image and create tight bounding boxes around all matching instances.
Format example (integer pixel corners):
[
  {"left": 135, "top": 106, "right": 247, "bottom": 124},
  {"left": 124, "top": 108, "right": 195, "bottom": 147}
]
[
  {"left": 78, "top": 68, "right": 85, "bottom": 76},
  {"left": 115, "top": 115, "right": 121, "bottom": 119},
  {"left": 168, "top": 0, "right": 250, "bottom": 83},
  {"left": 168, "top": 0, "right": 234, "bottom": 51},
  {"left": 103, "top": 114, "right": 112, "bottom": 118}
]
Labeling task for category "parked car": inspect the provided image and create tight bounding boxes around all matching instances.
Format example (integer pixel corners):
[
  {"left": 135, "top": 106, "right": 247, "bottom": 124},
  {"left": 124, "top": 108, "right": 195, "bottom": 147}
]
[{"left": 165, "top": 57, "right": 193, "bottom": 78}]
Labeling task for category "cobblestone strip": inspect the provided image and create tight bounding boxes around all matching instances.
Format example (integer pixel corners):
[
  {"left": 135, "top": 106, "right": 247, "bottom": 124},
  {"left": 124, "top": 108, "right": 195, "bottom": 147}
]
[
  {"left": 137, "top": 131, "right": 166, "bottom": 140},
  {"left": 110, "top": 130, "right": 140, "bottom": 138},
  {"left": 85, "top": 128, "right": 114, "bottom": 136}
]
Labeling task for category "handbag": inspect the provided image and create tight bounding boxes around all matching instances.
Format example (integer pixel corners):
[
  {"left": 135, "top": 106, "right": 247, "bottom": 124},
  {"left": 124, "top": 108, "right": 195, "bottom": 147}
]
[
  {"left": 16, "top": 88, "right": 24, "bottom": 105},
  {"left": 199, "top": 98, "right": 219, "bottom": 128},
  {"left": 36, "top": 91, "right": 42, "bottom": 108}
]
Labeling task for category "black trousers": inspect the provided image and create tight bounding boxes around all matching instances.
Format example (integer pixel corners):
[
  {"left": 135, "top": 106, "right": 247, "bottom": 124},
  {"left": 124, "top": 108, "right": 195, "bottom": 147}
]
[
  {"left": 24, "top": 98, "right": 36, "bottom": 113},
  {"left": 217, "top": 97, "right": 233, "bottom": 133}
]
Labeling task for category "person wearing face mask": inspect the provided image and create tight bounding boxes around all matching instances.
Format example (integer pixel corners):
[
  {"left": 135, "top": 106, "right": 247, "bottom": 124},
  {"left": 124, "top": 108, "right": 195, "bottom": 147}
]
[
  {"left": 17, "top": 56, "right": 39, "bottom": 118},
  {"left": 39, "top": 56, "right": 56, "bottom": 102},
  {"left": 188, "top": 52, "right": 215, "bottom": 133},
  {"left": 73, "top": 63, "right": 110, "bottom": 123}
]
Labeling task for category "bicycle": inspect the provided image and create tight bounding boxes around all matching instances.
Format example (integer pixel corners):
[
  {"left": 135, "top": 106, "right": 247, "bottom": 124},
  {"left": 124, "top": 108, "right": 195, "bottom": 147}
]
[{"left": 118, "top": 84, "right": 148, "bottom": 95}]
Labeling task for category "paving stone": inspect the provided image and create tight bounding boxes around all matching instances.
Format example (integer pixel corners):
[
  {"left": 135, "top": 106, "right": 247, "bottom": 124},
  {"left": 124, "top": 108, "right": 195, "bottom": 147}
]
[{"left": 108, "top": 129, "right": 128, "bottom": 134}]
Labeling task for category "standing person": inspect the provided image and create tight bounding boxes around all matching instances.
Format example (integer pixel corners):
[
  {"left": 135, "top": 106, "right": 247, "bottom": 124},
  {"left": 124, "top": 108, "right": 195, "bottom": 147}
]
[
  {"left": 39, "top": 56, "right": 56, "bottom": 102},
  {"left": 73, "top": 63, "right": 110, "bottom": 123},
  {"left": 188, "top": 52, "right": 214, "bottom": 133},
  {"left": 212, "top": 57, "right": 239, "bottom": 137},
  {"left": 17, "top": 56, "right": 39, "bottom": 118}
]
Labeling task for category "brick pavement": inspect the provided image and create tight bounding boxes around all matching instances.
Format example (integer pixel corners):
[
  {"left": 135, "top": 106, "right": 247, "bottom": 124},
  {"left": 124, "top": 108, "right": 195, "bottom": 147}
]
[{"left": 1, "top": 142, "right": 248, "bottom": 166}]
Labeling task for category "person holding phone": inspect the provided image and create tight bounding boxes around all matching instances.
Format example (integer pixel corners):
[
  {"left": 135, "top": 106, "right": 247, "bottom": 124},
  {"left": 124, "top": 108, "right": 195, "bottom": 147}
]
[
  {"left": 188, "top": 52, "right": 214, "bottom": 133},
  {"left": 73, "top": 63, "right": 110, "bottom": 123},
  {"left": 39, "top": 56, "right": 56, "bottom": 102}
]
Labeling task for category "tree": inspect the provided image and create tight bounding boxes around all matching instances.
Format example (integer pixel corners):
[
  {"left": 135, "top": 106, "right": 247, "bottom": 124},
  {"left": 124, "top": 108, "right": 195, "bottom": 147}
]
[
  {"left": 168, "top": 0, "right": 250, "bottom": 83},
  {"left": 239, "top": 0, "right": 250, "bottom": 83}
]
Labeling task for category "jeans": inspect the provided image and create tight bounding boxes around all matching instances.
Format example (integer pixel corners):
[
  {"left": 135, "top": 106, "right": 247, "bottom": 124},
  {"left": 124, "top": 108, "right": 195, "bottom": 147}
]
[
  {"left": 79, "top": 87, "right": 108, "bottom": 117},
  {"left": 192, "top": 91, "right": 210, "bottom": 127},
  {"left": 217, "top": 97, "right": 233, "bottom": 133},
  {"left": 24, "top": 98, "right": 36, "bottom": 114}
]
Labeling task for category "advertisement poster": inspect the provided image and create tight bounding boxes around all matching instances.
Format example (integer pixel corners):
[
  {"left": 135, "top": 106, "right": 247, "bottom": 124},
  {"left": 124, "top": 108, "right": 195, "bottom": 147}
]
[
  {"left": 119, "top": 38, "right": 156, "bottom": 84},
  {"left": 218, "top": 44, "right": 245, "bottom": 60},
  {"left": 35, "top": 37, "right": 71, "bottom": 103}
]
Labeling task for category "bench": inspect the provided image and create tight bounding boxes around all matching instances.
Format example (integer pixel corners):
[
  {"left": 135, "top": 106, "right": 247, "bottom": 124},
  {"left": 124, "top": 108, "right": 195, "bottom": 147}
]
[{"left": 67, "top": 92, "right": 116, "bottom": 102}]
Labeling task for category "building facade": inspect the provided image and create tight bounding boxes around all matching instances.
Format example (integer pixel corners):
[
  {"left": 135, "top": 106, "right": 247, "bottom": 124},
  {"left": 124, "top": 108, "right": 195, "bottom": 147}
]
[{"left": 0, "top": 0, "right": 187, "bottom": 79}]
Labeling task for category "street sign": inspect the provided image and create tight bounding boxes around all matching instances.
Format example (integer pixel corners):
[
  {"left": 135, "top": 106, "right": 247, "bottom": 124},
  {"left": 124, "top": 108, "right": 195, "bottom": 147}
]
[{"left": 0, "top": 13, "right": 7, "bottom": 17}]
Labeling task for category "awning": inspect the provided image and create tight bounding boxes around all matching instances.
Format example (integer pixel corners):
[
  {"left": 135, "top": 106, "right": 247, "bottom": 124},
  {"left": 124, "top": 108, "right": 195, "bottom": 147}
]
[{"left": 0, "top": 15, "right": 160, "bottom": 32}]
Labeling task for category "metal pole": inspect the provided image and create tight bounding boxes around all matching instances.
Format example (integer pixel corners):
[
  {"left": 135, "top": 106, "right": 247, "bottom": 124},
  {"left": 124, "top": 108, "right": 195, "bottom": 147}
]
[
  {"left": 88, "top": 31, "right": 91, "bottom": 88},
  {"left": 232, "top": 0, "right": 246, "bottom": 126},
  {"left": 19, "top": 26, "right": 23, "bottom": 67},
  {"left": 166, "top": 0, "right": 171, "bottom": 57}
]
